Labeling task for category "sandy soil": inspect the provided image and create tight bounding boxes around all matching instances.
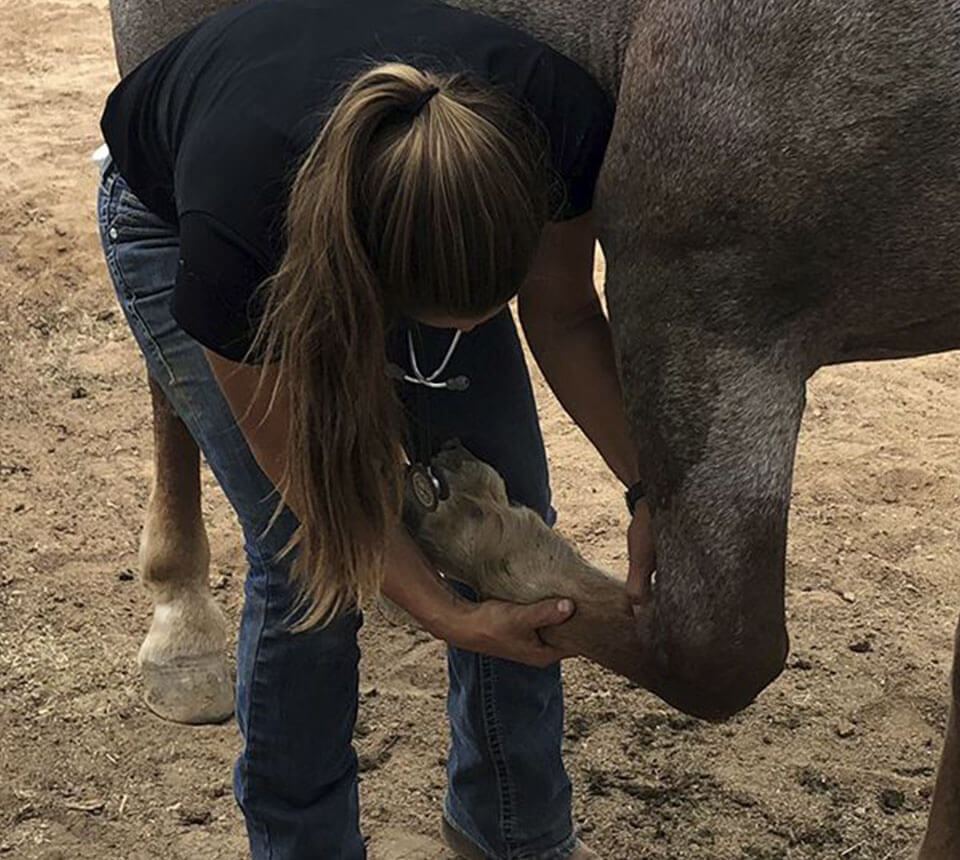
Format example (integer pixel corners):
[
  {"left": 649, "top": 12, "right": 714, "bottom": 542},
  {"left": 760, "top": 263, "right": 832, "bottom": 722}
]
[{"left": 1, "top": 1, "right": 958, "bottom": 858}]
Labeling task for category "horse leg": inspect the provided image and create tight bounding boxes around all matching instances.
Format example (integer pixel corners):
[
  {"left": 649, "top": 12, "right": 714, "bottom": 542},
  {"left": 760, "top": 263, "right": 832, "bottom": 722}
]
[
  {"left": 408, "top": 442, "right": 787, "bottom": 721},
  {"left": 137, "top": 375, "right": 233, "bottom": 724},
  {"left": 406, "top": 445, "right": 647, "bottom": 686},
  {"left": 918, "top": 618, "right": 960, "bottom": 859}
]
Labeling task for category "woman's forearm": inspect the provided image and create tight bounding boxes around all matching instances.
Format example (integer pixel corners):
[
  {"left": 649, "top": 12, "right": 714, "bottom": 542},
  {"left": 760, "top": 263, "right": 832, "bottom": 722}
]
[
  {"left": 521, "top": 301, "right": 639, "bottom": 487},
  {"left": 381, "top": 525, "right": 576, "bottom": 665},
  {"left": 381, "top": 525, "right": 474, "bottom": 637}
]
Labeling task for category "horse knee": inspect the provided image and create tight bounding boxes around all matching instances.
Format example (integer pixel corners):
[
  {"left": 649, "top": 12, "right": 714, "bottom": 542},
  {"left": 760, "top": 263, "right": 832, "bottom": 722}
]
[{"left": 653, "top": 629, "right": 788, "bottom": 722}]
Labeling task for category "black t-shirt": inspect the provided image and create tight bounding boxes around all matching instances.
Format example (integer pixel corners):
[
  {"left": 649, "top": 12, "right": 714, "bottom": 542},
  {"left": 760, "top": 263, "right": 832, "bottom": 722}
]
[{"left": 101, "top": 0, "right": 614, "bottom": 360}]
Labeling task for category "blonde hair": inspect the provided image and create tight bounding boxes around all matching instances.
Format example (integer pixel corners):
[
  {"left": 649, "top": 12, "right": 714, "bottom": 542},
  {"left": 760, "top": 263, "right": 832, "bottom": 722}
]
[{"left": 250, "top": 62, "right": 550, "bottom": 628}]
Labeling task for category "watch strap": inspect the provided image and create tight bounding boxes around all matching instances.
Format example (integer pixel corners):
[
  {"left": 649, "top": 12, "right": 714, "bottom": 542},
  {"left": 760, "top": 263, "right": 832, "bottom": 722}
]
[{"left": 625, "top": 480, "right": 645, "bottom": 516}]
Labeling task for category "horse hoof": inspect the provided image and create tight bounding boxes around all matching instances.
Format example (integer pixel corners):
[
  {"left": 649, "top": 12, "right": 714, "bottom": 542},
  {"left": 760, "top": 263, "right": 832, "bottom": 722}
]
[{"left": 140, "top": 653, "right": 234, "bottom": 724}]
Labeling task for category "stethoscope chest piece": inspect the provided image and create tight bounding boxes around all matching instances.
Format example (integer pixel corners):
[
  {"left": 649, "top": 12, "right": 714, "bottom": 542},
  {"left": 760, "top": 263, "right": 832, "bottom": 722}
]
[
  {"left": 406, "top": 463, "right": 439, "bottom": 512},
  {"left": 405, "top": 461, "right": 450, "bottom": 513}
]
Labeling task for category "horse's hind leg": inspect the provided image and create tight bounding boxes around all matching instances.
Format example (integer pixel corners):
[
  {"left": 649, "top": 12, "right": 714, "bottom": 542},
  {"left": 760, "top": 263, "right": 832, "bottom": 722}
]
[
  {"left": 137, "top": 375, "right": 233, "bottom": 724},
  {"left": 919, "top": 618, "right": 960, "bottom": 859}
]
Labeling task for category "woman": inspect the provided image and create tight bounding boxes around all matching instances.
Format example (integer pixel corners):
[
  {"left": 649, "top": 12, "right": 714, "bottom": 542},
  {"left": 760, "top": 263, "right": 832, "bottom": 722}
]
[{"left": 98, "top": 0, "right": 654, "bottom": 857}]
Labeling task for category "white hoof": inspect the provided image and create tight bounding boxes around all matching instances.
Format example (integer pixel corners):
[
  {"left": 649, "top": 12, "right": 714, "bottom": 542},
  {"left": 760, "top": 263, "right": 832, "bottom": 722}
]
[
  {"left": 140, "top": 653, "right": 234, "bottom": 724},
  {"left": 138, "top": 596, "right": 234, "bottom": 724}
]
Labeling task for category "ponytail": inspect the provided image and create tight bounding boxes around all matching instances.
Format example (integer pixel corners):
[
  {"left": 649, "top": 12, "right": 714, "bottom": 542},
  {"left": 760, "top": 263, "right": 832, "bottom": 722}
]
[{"left": 250, "top": 63, "right": 549, "bottom": 628}]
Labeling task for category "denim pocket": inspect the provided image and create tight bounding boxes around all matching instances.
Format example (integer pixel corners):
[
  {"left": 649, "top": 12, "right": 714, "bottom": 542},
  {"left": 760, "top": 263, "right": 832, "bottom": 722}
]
[
  {"left": 109, "top": 187, "right": 176, "bottom": 238},
  {"left": 98, "top": 175, "right": 182, "bottom": 386}
]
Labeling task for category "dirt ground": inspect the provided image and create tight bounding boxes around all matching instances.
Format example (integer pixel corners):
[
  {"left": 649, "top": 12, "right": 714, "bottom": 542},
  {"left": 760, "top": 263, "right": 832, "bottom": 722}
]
[{"left": 1, "top": 1, "right": 958, "bottom": 858}]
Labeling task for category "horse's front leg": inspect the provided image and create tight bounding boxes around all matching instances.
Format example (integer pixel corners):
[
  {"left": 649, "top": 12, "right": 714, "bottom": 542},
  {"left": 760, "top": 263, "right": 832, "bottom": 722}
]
[{"left": 918, "top": 618, "right": 960, "bottom": 859}]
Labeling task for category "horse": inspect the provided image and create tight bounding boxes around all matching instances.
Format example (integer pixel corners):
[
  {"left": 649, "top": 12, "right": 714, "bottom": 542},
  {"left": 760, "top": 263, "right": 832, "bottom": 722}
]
[{"left": 106, "top": 1, "right": 960, "bottom": 855}]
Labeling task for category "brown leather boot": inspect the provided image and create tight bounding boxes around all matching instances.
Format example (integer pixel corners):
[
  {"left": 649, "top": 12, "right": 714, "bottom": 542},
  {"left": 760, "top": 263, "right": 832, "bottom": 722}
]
[{"left": 441, "top": 817, "right": 599, "bottom": 859}]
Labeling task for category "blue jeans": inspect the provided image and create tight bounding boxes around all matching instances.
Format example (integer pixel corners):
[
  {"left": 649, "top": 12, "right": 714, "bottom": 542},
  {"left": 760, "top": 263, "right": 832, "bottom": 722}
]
[{"left": 96, "top": 159, "right": 575, "bottom": 860}]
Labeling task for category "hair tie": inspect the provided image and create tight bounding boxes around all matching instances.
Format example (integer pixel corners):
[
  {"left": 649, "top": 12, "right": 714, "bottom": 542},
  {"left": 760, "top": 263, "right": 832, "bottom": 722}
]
[{"left": 396, "top": 85, "right": 440, "bottom": 119}]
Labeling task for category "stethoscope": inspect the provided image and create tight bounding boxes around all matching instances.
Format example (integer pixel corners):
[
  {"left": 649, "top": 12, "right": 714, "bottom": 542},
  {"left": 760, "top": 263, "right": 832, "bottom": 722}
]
[
  {"left": 386, "top": 329, "right": 470, "bottom": 391},
  {"left": 388, "top": 327, "right": 468, "bottom": 510}
]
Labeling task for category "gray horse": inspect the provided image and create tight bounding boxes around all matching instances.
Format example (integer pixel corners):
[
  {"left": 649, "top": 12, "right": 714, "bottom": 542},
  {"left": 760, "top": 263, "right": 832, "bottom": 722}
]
[{"left": 107, "top": 0, "right": 960, "bottom": 856}]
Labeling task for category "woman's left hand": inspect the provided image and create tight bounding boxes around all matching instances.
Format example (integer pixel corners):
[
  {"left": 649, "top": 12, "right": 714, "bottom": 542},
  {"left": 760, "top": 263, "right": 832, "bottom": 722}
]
[{"left": 626, "top": 501, "right": 655, "bottom": 606}]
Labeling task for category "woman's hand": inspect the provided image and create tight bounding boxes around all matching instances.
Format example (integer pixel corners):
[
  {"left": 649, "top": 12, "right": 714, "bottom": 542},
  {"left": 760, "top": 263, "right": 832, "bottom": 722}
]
[
  {"left": 379, "top": 524, "right": 575, "bottom": 667},
  {"left": 627, "top": 501, "right": 656, "bottom": 605},
  {"left": 443, "top": 598, "right": 576, "bottom": 667}
]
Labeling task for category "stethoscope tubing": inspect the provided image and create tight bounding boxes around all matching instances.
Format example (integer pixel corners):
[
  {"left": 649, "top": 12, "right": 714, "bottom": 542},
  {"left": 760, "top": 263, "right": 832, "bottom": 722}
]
[{"left": 387, "top": 328, "right": 469, "bottom": 391}]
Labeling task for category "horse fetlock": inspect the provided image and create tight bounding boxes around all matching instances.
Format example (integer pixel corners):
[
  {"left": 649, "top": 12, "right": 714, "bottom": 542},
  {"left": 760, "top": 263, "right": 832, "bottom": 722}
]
[
  {"left": 138, "top": 594, "right": 233, "bottom": 724},
  {"left": 137, "top": 499, "right": 210, "bottom": 599}
]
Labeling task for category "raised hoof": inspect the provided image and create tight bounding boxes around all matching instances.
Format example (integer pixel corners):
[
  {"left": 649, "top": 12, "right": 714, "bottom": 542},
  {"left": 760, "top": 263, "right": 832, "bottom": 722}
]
[{"left": 140, "top": 653, "right": 234, "bottom": 724}]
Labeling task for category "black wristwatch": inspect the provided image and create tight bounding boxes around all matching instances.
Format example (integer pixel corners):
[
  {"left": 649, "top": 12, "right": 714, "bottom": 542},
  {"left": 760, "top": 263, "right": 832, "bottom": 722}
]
[{"left": 625, "top": 480, "right": 645, "bottom": 516}]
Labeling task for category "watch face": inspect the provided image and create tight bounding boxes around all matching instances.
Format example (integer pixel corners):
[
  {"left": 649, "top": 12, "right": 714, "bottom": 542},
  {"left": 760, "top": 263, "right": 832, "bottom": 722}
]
[{"left": 407, "top": 464, "right": 438, "bottom": 512}]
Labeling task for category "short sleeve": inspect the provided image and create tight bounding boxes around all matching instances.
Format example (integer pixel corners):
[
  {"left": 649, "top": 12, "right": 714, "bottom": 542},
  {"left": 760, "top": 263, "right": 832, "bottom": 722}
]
[
  {"left": 171, "top": 212, "right": 271, "bottom": 362},
  {"left": 521, "top": 51, "right": 615, "bottom": 222}
]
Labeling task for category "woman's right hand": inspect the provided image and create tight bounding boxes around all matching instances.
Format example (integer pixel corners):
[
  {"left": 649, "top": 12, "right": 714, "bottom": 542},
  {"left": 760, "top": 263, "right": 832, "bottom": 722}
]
[{"left": 442, "top": 597, "right": 576, "bottom": 667}]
